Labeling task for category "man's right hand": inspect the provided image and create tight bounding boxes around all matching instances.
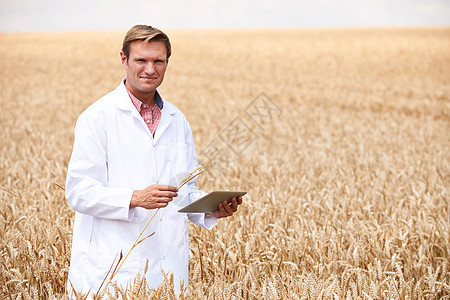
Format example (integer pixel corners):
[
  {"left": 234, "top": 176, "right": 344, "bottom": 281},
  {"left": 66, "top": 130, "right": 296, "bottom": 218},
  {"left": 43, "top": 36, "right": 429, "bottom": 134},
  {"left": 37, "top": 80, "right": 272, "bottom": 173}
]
[{"left": 130, "top": 184, "right": 178, "bottom": 209}]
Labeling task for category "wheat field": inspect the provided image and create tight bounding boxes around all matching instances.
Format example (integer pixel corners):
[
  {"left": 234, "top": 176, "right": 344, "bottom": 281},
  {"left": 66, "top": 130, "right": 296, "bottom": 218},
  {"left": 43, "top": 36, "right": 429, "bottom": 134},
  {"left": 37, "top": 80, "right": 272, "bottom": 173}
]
[{"left": 0, "top": 27, "right": 449, "bottom": 299}]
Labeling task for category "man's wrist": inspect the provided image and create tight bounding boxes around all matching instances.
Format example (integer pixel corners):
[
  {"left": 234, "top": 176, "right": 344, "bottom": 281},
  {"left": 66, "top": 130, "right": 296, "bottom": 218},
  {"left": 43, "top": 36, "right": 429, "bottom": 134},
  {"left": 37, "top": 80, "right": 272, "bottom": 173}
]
[{"left": 130, "top": 190, "right": 140, "bottom": 208}]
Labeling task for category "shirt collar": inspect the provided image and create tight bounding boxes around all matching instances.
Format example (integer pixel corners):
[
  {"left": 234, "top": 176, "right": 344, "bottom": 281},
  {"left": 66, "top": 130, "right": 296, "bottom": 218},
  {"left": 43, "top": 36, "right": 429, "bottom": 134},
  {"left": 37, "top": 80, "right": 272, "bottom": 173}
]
[
  {"left": 123, "top": 78, "right": 164, "bottom": 110},
  {"left": 154, "top": 91, "right": 163, "bottom": 109}
]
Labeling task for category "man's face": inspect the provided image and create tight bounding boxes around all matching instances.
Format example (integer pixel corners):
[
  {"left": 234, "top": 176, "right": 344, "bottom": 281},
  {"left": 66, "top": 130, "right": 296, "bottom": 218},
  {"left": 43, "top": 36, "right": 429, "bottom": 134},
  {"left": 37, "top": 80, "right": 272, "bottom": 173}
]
[{"left": 120, "top": 40, "right": 168, "bottom": 101}]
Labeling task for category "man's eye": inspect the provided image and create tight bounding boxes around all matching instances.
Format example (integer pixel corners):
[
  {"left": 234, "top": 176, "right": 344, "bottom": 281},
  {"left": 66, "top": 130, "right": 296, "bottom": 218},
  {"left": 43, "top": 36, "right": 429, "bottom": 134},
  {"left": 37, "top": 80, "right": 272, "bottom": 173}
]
[{"left": 154, "top": 60, "right": 166, "bottom": 66}]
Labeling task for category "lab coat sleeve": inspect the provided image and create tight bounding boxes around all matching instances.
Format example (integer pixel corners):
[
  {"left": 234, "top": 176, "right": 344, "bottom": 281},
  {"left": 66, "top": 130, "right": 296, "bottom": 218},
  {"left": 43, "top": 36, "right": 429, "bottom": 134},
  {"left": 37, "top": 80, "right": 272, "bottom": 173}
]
[
  {"left": 65, "top": 109, "right": 135, "bottom": 221},
  {"left": 184, "top": 120, "right": 218, "bottom": 229}
]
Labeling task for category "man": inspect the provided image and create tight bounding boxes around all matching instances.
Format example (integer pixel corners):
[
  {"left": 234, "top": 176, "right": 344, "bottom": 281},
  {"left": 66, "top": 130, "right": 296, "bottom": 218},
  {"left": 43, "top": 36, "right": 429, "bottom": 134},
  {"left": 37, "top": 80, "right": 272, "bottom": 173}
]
[{"left": 65, "top": 25, "right": 242, "bottom": 296}]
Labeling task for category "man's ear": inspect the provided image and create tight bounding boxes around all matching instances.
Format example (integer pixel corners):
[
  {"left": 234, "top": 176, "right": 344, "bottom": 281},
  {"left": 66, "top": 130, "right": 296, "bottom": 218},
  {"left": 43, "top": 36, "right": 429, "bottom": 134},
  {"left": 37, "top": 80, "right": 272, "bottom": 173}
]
[{"left": 120, "top": 51, "right": 128, "bottom": 69}]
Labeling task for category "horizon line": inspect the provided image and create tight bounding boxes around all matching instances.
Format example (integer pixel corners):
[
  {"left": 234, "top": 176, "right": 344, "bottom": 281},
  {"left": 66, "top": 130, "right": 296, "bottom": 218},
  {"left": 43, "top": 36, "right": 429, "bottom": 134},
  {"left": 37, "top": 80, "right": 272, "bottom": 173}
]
[{"left": 1, "top": 25, "right": 449, "bottom": 35}]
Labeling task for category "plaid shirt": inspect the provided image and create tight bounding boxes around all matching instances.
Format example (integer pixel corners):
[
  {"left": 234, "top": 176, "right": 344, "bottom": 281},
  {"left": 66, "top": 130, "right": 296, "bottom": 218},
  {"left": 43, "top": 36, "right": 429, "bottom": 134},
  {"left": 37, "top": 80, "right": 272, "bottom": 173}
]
[{"left": 124, "top": 81, "right": 163, "bottom": 137}]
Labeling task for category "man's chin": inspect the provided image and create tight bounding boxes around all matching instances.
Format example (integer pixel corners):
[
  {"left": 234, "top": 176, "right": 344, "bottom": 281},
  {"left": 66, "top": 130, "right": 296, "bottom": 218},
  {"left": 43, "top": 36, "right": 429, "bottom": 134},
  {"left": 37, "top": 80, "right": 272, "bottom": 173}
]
[{"left": 139, "top": 84, "right": 160, "bottom": 93}]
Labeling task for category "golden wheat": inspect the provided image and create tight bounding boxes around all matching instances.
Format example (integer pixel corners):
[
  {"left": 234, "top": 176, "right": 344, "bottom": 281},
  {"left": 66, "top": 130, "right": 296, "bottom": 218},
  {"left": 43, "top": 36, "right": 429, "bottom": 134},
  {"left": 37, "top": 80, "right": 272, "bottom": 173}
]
[{"left": 0, "top": 27, "right": 449, "bottom": 299}]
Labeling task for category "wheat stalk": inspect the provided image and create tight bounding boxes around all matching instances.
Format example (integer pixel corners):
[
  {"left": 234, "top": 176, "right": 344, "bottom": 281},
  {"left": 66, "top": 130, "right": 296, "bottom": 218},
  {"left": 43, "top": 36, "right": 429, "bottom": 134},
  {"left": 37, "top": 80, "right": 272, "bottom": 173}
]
[
  {"left": 97, "top": 165, "right": 206, "bottom": 296},
  {"left": 176, "top": 164, "right": 206, "bottom": 189}
]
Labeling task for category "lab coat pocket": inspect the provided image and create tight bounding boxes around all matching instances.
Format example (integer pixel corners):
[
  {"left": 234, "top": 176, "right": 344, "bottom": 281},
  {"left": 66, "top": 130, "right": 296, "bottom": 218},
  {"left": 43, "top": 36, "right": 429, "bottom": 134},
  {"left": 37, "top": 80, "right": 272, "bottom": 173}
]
[
  {"left": 163, "top": 143, "right": 188, "bottom": 174},
  {"left": 87, "top": 218, "right": 140, "bottom": 270}
]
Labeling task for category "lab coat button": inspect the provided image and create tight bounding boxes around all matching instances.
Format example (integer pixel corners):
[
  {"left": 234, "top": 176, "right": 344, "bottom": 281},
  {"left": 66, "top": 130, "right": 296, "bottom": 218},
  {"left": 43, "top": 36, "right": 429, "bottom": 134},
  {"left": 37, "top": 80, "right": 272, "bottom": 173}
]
[{"left": 162, "top": 256, "right": 166, "bottom": 260}]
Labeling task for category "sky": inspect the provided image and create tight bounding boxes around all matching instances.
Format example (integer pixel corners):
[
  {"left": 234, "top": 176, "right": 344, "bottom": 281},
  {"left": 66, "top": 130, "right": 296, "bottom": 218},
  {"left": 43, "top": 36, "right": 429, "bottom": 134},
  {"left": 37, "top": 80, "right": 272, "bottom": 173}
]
[{"left": 0, "top": 0, "right": 449, "bottom": 32}]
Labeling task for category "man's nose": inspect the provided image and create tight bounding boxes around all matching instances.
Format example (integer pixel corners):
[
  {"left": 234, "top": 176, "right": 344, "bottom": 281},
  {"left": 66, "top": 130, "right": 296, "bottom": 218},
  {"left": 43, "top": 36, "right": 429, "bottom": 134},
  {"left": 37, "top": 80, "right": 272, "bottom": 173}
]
[{"left": 144, "top": 62, "right": 156, "bottom": 74}]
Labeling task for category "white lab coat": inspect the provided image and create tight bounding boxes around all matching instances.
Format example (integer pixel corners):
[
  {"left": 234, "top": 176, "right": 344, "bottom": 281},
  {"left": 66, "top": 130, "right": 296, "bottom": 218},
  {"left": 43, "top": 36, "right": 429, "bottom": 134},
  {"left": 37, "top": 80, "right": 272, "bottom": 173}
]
[{"left": 65, "top": 81, "right": 216, "bottom": 297}]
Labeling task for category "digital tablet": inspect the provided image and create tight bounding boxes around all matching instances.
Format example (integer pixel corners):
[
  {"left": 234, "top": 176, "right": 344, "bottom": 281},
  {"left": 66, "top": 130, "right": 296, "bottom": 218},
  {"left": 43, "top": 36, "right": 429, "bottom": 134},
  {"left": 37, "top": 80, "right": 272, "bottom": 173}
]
[{"left": 177, "top": 191, "right": 247, "bottom": 213}]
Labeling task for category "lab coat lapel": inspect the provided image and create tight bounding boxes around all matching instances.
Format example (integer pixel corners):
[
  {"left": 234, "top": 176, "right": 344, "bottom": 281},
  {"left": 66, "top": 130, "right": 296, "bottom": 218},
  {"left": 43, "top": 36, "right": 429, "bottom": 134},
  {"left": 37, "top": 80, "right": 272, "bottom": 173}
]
[
  {"left": 115, "top": 82, "right": 140, "bottom": 119},
  {"left": 114, "top": 82, "right": 176, "bottom": 143},
  {"left": 153, "top": 105, "right": 175, "bottom": 145},
  {"left": 115, "top": 83, "right": 159, "bottom": 139}
]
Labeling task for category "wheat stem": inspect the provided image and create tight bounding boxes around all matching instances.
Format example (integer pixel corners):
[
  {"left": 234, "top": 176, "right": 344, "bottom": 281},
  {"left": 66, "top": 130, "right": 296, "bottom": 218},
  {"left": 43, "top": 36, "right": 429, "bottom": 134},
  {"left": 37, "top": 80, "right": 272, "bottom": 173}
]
[{"left": 98, "top": 164, "right": 206, "bottom": 295}]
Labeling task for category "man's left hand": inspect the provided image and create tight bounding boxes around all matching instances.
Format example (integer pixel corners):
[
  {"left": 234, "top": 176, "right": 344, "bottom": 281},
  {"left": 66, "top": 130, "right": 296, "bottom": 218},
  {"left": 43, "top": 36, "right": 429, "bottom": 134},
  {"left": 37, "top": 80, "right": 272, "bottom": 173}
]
[{"left": 208, "top": 196, "right": 243, "bottom": 218}]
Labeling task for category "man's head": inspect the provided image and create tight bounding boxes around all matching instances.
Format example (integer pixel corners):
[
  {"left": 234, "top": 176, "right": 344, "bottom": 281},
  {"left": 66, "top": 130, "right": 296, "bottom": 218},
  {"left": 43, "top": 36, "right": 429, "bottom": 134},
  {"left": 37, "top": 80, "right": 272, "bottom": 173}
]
[
  {"left": 120, "top": 25, "right": 171, "bottom": 104},
  {"left": 122, "top": 25, "right": 171, "bottom": 60}
]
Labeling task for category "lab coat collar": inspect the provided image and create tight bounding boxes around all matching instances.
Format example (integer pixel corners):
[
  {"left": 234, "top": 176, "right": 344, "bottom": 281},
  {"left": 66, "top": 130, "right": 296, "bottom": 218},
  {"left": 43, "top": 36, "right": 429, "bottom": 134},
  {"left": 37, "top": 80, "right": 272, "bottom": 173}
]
[
  {"left": 114, "top": 80, "right": 176, "bottom": 144},
  {"left": 115, "top": 80, "right": 175, "bottom": 113}
]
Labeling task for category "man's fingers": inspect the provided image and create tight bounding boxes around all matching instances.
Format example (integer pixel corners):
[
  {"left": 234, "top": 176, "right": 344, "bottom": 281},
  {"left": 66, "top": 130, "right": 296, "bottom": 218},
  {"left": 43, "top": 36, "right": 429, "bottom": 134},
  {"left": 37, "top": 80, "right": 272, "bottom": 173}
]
[
  {"left": 133, "top": 184, "right": 180, "bottom": 210},
  {"left": 211, "top": 196, "right": 243, "bottom": 218},
  {"left": 218, "top": 204, "right": 228, "bottom": 217},
  {"left": 154, "top": 184, "right": 178, "bottom": 192},
  {"left": 229, "top": 197, "right": 239, "bottom": 211},
  {"left": 222, "top": 200, "right": 233, "bottom": 215},
  {"left": 157, "top": 197, "right": 174, "bottom": 203},
  {"left": 157, "top": 190, "right": 178, "bottom": 198}
]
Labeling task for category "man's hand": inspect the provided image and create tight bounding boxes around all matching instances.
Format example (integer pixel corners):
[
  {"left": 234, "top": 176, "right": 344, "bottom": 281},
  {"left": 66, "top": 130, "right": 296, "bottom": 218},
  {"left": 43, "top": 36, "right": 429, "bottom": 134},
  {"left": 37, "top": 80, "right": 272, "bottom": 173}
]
[
  {"left": 208, "top": 196, "right": 243, "bottom": 218},
  {"left": 130, "top": 184, "right": 178, "bottom": 209}
]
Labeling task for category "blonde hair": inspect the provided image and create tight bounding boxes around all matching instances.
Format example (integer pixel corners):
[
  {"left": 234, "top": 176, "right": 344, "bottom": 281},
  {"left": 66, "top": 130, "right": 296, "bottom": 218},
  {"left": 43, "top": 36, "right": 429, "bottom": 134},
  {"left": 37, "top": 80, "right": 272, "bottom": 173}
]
[{"left": 122, "top": 25, "right": 171, "bottom": 59}]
